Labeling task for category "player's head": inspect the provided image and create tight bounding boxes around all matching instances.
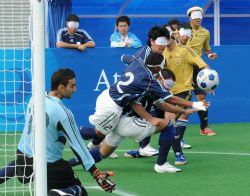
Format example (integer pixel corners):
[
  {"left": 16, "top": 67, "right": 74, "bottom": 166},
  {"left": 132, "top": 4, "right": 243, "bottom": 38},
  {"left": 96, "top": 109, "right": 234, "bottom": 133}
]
[
  {"left": 168, "top": 19, "right": 180, "bottom": 31},
  {"left": 147, "top": 26, "right": 170, "bottom": 54},
  {"left": 178, "top": 23, "right": 192, "bottom": 45},
  {"left": 51, "top": 68, "right": 76, "bottom": 99},
  {"left": 156, "top": 69, "right": 176, "bottom": 90},
  {"left": 187, "top": 6, "right": 203, "bottom": 28},
  {"left": 145, "top": 52, "right": 166, "bottom": 74},
  {"left": 66, "top": 14, "right": 80, "bottom": 35},
  {"left": 116, "top": 16, "right": 130, "bottom": 36}
]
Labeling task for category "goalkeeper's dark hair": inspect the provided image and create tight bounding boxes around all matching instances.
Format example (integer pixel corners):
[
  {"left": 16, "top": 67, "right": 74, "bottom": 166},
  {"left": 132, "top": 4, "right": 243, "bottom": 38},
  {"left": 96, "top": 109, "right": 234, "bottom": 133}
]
[
  {"left": 116, "top": 16, "right": 130, "bottom": 26},
  {"left": 67, "top": 14, "right": 80, "bottom": 22},
  {"left": 160, "top": 69, "right": 176, "bottom": 81},
  {"left": 147, "top": 26, "right": 170, "bottom": 46},
  {"left": 51, "top": 68, "right": 75, "bottom": 91}
]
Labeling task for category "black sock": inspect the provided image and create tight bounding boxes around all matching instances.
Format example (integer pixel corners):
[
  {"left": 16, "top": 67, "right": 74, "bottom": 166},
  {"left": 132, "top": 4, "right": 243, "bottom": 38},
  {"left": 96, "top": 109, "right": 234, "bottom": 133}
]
[
  {"left": 198, "top": 110, "right": 208, "bottom": 129},
  {"left": 156, "top": 125, "right": 175, "bottom": 165},
  {"left": 79, "top": 127, "right": 97, "bottom": 140},
  {"left": 139, "top": 136, "right": 151, "bottom": 148}
]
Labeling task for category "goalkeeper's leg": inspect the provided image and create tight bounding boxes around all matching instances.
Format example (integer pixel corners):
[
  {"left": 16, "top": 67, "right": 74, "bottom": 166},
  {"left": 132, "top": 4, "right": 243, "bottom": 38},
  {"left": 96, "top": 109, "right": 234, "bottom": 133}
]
[{"left": 0, "top": 160, "right": 16, "bottom": 184}]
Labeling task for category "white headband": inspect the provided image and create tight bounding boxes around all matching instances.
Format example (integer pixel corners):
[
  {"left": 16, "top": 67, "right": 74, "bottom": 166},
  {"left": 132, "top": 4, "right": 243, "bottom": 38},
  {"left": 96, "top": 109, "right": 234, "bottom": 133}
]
[
  {"left": 179, "top": 28, "right": 192, "bottom": 37},
  {"left": 155, "top": 37, "right": 169, "bottom": 46},
  {"left": 147, "top": 58, "right": 166, "bottom": 69},
  {"left": 68, "top": 21, "right": 79, "bottom": 29},
  {"left": 190, "top": 11, "right": 203, "bottom": 20}
]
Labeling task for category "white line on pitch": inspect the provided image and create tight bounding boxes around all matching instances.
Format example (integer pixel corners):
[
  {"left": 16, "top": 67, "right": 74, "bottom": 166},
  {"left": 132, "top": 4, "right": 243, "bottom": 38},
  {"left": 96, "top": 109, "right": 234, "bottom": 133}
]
[
  {"left": 86, "top": 185, "right": 138, "bottom": 196},
  {"left": 114, "top": 149, "right": 250, "bottom": 156}
]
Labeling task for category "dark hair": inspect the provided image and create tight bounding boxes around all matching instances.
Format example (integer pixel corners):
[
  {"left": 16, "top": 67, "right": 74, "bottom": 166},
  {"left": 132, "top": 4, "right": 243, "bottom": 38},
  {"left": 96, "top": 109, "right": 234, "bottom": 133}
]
[
  {"left": 147, "top": 26, "right": 170, "bottom": 46},
  {"left": 51, "top": 68, "right": 75, "bottom": 91},
  {"left": 180, "top": 22, "right": 192, "bottom": 30},
  {"left": 116, "top": 16, "right": 130, "bottom": 26},
  {"left": 168, "top": 19, "right": 180, "bottom": 26},
  {"left": 67, "top": 14, "right": 80, "bottom": 22},
  {"left": 145, "top": 52, "right": 165, "bottom": 67},
  {"left": 160, "top": 69, "right": 176, "bottom": 81}
]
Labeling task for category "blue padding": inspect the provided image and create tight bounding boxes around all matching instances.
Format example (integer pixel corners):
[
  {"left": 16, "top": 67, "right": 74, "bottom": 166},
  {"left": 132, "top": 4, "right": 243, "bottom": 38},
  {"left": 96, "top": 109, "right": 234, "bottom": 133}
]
[{"left": 0, "top": 46, "right": 250, "bottom": 132}]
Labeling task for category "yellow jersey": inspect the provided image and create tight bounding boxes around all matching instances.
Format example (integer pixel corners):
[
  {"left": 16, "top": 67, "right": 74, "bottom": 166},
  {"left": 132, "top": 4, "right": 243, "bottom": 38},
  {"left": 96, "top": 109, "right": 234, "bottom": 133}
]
[
  {"left": 163, "top": 44, "right": 207, "bottom": 94},
  {"left": 187, "top": 26, "right": 211, "bottom": 57}
]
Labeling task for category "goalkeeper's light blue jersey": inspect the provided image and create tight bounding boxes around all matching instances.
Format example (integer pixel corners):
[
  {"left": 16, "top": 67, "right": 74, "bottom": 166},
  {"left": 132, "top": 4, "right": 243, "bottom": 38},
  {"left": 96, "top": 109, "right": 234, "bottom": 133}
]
[{"left": 18, "top": 94, "right": 95, "bottom": 170}]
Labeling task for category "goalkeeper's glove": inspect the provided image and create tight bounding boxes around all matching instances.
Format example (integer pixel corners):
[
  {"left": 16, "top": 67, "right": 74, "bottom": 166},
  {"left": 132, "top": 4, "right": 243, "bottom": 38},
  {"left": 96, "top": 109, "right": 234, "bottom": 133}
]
[{"left": 91, "top": 168, "right": 115, "bottom": 193}]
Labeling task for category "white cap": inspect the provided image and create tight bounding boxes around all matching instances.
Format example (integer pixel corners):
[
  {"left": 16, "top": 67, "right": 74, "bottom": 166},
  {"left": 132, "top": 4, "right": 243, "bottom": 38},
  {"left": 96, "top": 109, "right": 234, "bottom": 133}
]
[
  {"left": 179, "top": 28, "right": 192, "bottom": 37},
  {"left": 190, "top": 11, "right": 203, "bottom": 19},
  {"left": 154, "top": 36, "right": 169, "bottom": 46},
  {"left": 187, "top": 6, "right": 203, "bottom": 16},
  {"left": 67, "top": 21, "right": 79, "bottom": 29}
]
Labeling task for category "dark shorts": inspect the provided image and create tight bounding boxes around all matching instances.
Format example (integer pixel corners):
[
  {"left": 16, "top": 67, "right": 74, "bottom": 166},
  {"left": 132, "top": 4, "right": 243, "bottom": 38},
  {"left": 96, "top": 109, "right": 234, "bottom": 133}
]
[
  {"left": 16, "top": 150, "right": 34, "bottom": 184},
  {"left": 192, "top": 68, "right": 206, "bottom": 96},
  {"left": 174, "top": 90, "right": 192, "bottom": 120},
  {"left": 47, "top": 159, "right": 82, "bottom": 191}
]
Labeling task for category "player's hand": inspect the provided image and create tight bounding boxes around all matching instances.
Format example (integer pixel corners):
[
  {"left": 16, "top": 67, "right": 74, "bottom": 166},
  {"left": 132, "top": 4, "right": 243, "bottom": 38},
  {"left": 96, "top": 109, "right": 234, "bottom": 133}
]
[
  {"left": 192, "top": 101, "right": 210, "bottom": 111},
  {"left": 208, "top": 53, "right": 218, "bottom": 60},
  {"left": 92, "top": 169, "right": 116, "bottom": 192},
  {"left": 183, "top": 109, "right": 197, "bottom": 115},
  {"left": 165, "top": 112, "right": 176, "bottom": 125},
  {"left": 149, "top": 117, "right": 169, "bottom": 130},
  {"left": 77, "top": 44, "right": 87, "bottom": 51}
]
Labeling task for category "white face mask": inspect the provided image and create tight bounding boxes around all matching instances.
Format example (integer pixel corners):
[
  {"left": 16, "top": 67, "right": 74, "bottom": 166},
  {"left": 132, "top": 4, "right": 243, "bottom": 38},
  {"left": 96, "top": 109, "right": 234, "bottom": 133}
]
[
  {"left": 67, "top": 21, "right": 79, "bottom": 29},
  {"left": 164, "top": 79, "right": 176, "bottom": 89}
]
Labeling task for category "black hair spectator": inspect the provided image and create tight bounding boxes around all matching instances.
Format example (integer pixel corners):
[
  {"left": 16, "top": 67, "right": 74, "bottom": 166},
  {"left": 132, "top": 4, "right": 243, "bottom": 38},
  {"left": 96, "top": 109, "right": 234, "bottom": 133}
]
[
  {"left": 116, "top": 16, "right": 130, "bottom": 26},
  {"left": 66, "top": 14, "right": 80, "bottom": 22}
]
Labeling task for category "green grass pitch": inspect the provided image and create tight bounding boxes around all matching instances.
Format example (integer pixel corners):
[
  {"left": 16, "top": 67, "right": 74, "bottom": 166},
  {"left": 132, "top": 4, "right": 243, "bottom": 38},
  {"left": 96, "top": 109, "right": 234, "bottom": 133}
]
[{"left": 0, "top": 123, "right": 250, "bottom": 196}]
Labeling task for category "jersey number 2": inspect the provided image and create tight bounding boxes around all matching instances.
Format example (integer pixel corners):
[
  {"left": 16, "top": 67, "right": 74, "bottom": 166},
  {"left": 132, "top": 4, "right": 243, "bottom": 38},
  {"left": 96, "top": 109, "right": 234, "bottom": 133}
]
[{"left": 117, "top": 72, "right": 134, "bottom": 93}]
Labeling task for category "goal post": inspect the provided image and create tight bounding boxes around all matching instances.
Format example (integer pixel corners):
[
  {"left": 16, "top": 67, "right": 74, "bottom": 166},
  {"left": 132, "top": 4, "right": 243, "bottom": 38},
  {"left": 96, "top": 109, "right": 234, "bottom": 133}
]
[{"left": 32, "top": 0, "right": 47, "bottom": 195}]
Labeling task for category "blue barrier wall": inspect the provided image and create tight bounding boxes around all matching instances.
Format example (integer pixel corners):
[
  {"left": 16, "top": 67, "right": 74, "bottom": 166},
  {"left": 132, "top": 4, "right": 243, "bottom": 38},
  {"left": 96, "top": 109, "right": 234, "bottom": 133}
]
[{"left": 1, "top": 46, "right": 250, "bottom": 131}]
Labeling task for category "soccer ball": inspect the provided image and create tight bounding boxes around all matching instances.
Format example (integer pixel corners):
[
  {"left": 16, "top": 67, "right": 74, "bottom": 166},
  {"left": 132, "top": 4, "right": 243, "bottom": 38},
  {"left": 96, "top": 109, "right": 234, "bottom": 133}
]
[{"left": 197, "top": 69, "right": 219, "bottom": 91}]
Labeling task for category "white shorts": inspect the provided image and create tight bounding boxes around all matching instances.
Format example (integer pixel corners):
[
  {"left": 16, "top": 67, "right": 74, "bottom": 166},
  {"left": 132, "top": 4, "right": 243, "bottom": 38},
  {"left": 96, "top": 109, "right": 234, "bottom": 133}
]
[
  {"left": 89, "top": 89, "right": 123, "bottom": 135},
  {"left": 105, "top": 115, "right": 156, "bottom": 147}
]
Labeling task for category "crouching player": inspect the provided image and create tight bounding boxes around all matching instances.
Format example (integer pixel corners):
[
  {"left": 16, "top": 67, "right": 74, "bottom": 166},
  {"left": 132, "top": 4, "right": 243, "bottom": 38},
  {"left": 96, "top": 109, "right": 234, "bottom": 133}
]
[
  {"left": 0, "top": 69, "right": 115, "bottom": 196},
  {"left": 74, "top": 68, "right": 205, "bottom": 173}
]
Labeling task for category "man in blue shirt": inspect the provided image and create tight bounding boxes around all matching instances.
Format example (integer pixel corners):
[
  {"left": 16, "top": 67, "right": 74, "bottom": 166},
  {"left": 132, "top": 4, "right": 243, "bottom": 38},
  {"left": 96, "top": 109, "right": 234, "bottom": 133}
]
[
  {"left": 56, "top": 14, "right": 95, "bottom": 51},
  {"left": 0, "top": 69, "right": 115, "bottom": 195},
  {"left": 110, "top": 16, "right": 142, "bottom": 48}
]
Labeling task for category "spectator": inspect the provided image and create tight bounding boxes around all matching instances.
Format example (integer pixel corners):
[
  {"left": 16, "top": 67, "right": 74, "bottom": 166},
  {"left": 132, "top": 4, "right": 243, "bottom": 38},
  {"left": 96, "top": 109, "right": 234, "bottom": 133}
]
[
  {"left": 56, "top": 14, "right": 95, "bottom": 51},
  {"left": 110, "top": 16, "right": 142, "bottom": 48}
]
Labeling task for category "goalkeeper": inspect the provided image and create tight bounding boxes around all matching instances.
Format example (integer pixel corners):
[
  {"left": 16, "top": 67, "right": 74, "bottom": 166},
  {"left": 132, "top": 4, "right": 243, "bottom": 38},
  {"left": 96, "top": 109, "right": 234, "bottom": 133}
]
[{"left": 0, "top": 68, "right": 115, "bottom": 195}]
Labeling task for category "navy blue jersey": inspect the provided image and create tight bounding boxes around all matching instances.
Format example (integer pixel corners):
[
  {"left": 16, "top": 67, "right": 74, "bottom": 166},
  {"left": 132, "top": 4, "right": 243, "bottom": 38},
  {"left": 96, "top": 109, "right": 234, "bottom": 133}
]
[
  {"left": 109, "top": 57, "right": 173, "bottom": 107},
  {"left": 133, "top": 46, "right": 152, "bottom": 63},
  {"left": 56, "top": 28, "right": 94, "bottom": 44}
]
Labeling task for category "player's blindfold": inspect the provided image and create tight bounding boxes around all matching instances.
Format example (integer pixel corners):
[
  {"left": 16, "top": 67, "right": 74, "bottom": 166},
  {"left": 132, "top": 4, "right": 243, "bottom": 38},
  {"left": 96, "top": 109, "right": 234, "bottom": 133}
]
[
  {"left": 159, "top": 70, "right": 176, "bottom": 89},
  {"left": 147, "top": 58, "right": 166, "bottom": 69},
  {"left": 179, "top": 28, "right": 192, "bottom": 38},
  {"left": 68, "top": 21, "right": 79, "bottom": 29}
]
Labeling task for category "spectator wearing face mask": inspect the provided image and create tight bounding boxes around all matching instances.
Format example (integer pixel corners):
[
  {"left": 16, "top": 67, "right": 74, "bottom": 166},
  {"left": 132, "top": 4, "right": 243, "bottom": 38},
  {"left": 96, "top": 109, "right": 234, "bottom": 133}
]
[{"left": 56, "top": 14, "right": 95, "bottom": 51}]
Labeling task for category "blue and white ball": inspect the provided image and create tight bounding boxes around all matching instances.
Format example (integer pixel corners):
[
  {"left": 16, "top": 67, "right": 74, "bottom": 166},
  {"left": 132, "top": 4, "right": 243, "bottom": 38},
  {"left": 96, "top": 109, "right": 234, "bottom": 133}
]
[{"left": 197, "top": 69, "right": 219, "bottom": 91}]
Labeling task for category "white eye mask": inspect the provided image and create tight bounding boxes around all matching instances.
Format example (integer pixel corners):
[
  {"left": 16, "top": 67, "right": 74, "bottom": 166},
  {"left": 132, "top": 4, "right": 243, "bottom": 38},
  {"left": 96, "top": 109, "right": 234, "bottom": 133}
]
[
  {"left": 147, "top": 58, "right": 166, "bottom": 69},
  {"left": 68, "top": 21, "right": 79, "bottom": 29},
  {"left": 179, "top": 28, "right": 192, "bottom": 38},
  {"left": 164, "top": 79, "right": 176, "bottom": 89}
]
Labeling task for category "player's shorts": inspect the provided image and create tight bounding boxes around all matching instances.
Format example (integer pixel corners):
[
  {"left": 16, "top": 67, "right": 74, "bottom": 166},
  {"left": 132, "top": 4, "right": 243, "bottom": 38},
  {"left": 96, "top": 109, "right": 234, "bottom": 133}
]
[
  {"left": 105, "top": 115, "right": 156, "bottom": 147},
  {"left": 192, "top": 68, "right": 206, "bottom": 96},
  {"left": 47, "top": 159, "right": 87, "bottom": 195},
  {"left": 89, "top": 89, "right": 123, "bottom": 135},
  {"left": 174, "top": 90, "right": 192, "bottom": 120},
  {"left": 16, "top": 150, "right": 34, "bottom": 184}
]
